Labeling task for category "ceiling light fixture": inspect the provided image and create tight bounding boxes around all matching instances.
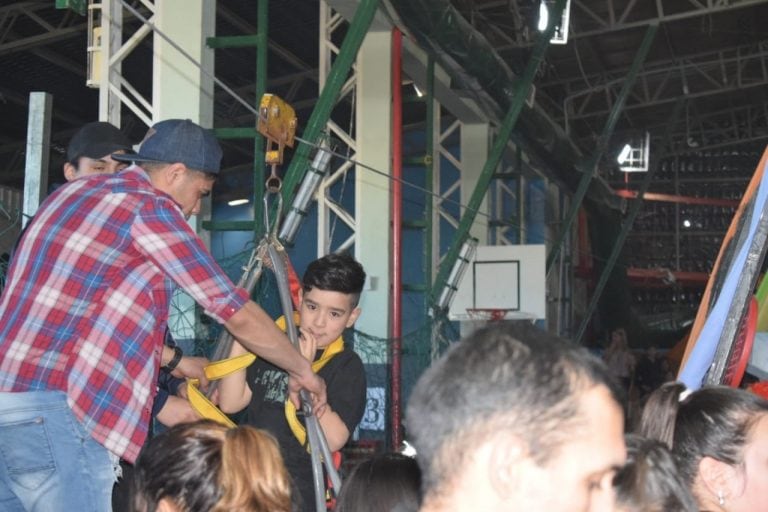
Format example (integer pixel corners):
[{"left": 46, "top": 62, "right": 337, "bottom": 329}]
[
  {"left": 537, "top": 0, "right": 572, "bottom": 44},
  {"left": 537, "top": 2, "right": 549, "bottom": 32},
  {"left": 228, "top": 198, "right": 249, "bottom": 206}
]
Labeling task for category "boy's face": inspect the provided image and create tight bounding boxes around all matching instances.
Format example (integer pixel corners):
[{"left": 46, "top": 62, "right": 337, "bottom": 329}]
[
  {"left": 298, "top": 287, "right": 361, "bottom": 348},
  {"left": 63, "top": 150, "right": 130, "bottom": 181}
]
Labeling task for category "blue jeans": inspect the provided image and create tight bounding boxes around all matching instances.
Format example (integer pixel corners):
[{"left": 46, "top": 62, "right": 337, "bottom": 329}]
[{"left": 0, "top": 391, "right": 115, "bottom": 511}]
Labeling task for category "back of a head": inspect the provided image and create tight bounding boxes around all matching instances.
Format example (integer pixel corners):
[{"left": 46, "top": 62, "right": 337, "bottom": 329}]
[
  {"left": 132, "top": 420, "right": 291, "bottom": 512},
  {"left": 335, "top": 453, "right": 421, "bottom": 512},
  {"left": 405, "top": 322, "right": 621, "bottom": 498},
  {"left": 613, "top": 434, "right": 697, "bottom": 512},
  {"left": 638, "top": 383, "right": 768, "bottom": 485},
  {"left": 302, "top": 252, "right": 366, "bottom": 304}
]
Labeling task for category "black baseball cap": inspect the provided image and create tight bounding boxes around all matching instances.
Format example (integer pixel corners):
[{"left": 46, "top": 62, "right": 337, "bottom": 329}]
[{"left": 66, "top": 122, "right": 134, "bottom": 162}]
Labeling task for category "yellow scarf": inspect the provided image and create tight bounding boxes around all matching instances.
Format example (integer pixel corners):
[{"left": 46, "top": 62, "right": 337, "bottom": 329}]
[{"left": 187, "top": 312, "right": 343, "bottom": 446}]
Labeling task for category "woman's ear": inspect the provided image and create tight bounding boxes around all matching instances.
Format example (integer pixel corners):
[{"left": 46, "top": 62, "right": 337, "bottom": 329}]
[{"left": 698, "top": 456, "right": 739, "bottom": 504}]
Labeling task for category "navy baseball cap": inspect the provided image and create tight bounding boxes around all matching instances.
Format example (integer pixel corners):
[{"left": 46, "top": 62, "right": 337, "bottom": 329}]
[
  {"left": 112, "top": 119, "right": 222, "bottom": 175},
  {"left": 67, "top": 122, "right": 134, "bottom": 161}
]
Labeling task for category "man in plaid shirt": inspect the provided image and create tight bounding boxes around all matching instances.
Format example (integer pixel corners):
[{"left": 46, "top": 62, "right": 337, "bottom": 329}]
[{"left": 0, "top": 119, "right": 325, "bottom": 511}]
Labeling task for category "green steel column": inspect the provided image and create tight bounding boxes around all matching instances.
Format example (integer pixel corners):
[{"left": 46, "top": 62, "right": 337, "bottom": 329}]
[
  {"left": 253, "top": 0, "right": 268, "bottom": 239},
  {"left": 279, "top": 0, "right": 380, "bottom": 211},
  {"left": 573, "top": 100, "right": 684, "bottom": 344},
  {"left": 424, "top": 56, "right": 435, "bottom": 317},
  {"left": 546, "top": 24, "right": 658, "bottom": 273},
  {"left": 204, "top": 1, "right": 268, "bottom": 236},
  {"left": 430, "top": 0, "right": 566, "bottom": 307}
]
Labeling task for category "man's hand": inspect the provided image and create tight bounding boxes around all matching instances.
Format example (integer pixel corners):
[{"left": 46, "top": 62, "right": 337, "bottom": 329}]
[
  {"left": 171, "top": 356, "right": 210, "bottom": 390},
  {"left": 288, "top": 371, "right": 327, "bottom": 417},
  {"left": 155, "top": 395, "right": 201, "bottom": 427}
]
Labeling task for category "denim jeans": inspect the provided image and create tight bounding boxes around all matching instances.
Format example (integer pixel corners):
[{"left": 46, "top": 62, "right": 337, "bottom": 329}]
[{"left": 0, "top": 391, "right": 115, "bottom": 511}]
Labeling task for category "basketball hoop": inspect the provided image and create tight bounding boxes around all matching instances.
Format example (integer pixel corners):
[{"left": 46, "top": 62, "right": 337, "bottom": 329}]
[{"left": 466, "top": 308, "right": 513, "bottom": 322}]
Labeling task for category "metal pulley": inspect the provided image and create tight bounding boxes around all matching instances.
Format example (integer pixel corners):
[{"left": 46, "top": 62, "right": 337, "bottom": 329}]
[{"left": 257, "top": 93, "right": 297, "bottom": 192}]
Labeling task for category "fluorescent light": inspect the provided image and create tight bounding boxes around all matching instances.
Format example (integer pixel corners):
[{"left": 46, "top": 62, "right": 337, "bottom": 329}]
[
  {"left": 413, "top": 83, "right": 424, "bottom": 98},
  {"left": 228, "top": 198, "right": 249, "bottom": 206},
  {"left": 538, "top": 2, "right": 549, "bottom": 32},
  {"left": 617, "top": 144, "right": 632, "bottom": 164}
]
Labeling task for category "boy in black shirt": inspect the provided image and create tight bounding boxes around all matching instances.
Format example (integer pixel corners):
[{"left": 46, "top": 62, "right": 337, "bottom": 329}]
[{"left": 219, "top": 252, "right": 367, "bottom": 511}]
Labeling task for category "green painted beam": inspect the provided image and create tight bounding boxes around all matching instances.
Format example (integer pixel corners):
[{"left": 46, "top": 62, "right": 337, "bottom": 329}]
[
  {"left": 423, "top": 56, "right": 435, "bottom": 314},
  {"left": 402, "top": 219, "right": 427, "bottom": 229},
  {"left": 252, "top": 0, "right": 268, "bottom": 239},
  {"left": 573, "top": 100, "right": 684, "bottom": 344},
  {"left": 404, "top": 155, "right": 428, "bottom": 166},
  {"left": 206, "top": 35, "right": 260, "bottom": 48},
  {"left": 546, "top": 23, "right": 658, "bottom": 273},
  {"left": 278, "top": 0, "right": 380, "bottom": 216},
  {"left": 213, "top": 127, "right": 260, "bottom": 139},
  {"left": 201, "top": 220, "right": 255, "bottom": 231},
  {"left": 430, "top": 0, "right": 567, "bottom": 307},
  {"left": 55, "top": 0, "right": 86, "bottom": 16}
]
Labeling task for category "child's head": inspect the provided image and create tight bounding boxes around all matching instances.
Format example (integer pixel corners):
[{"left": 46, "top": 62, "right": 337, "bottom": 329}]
[{"left": 299, "top": 252, "right": 366, "bottom": 348}]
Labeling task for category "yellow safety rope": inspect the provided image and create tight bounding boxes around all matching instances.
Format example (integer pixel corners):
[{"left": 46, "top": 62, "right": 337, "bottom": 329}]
[{"left": 186, "top": 312, "right": 343, "bottom": 446}]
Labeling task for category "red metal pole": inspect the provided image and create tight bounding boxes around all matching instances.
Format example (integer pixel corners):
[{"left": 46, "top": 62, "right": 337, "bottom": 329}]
[{"left": 390, "top": 27, "right": 403, "bottom": 450}]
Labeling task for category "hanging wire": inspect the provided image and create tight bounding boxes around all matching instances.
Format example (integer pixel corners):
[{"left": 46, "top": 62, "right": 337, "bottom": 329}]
[{"left": 115, "top": 0, "right": 666, "bottom": 274}]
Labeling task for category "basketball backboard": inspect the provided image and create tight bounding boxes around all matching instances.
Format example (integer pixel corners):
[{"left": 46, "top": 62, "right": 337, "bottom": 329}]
[{"left": 447, "top": 244, "right": 546, "bottom": 321}]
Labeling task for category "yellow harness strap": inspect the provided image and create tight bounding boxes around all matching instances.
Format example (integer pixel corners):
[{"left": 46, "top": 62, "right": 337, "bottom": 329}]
[
  {"left": 284, "top": 335, "right": 343, "bottom": 447},
  {"left": 186, "top": 313, "right": 343, "bottom": 447}
]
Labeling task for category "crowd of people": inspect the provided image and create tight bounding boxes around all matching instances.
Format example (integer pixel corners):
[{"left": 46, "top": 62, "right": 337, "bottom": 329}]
[{"left": 0, "top": 119, "right": 767, "bottom": 512}]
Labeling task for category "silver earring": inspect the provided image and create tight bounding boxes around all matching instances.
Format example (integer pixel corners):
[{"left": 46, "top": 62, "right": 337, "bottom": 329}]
[{"left": 718, "top": 490, "right": 725, "bottom": 506}]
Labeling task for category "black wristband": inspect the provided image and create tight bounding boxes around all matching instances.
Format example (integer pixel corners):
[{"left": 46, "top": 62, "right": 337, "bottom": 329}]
[{"left": 162, "top": 345, "right": 183, "bottom": 371}]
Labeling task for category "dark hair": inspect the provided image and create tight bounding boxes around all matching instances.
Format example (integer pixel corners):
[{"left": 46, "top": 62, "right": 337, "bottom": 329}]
[
  {"left": 613, "top": 434, "right": 697, "bottom": 512},
  {"left": 639, "top": 382, "right": 768, "bottom": 485},
  {"left": 335, "top": 453, "right": 421, "bottom": 512},
  {"left": 302, "top": 252, "right": 366, "bottom": 306},
  {"left": 131, "top": 420, "right": 291, "bottom": 512},
  {"left": 405, "top": 322, "right": 622, "bottom": 497}
]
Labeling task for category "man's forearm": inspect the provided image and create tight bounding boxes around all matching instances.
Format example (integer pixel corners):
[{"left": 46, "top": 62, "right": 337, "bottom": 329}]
[{"left": 225, "top": 301, "right": 312, "bottom": 378}]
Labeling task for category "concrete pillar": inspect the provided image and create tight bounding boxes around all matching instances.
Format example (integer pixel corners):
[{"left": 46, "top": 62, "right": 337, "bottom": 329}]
[
  {"left": 23, "top": 92, "right": 52, "bottom": 226},
  {"left": 354, "top": 30, "right": 391, "bottom": 338},
  {"left": 460, "top": 123, "right": 490, "bottom": 244},
  {"left": 153, "top": 0, "right": 216, "bottom": 342}
]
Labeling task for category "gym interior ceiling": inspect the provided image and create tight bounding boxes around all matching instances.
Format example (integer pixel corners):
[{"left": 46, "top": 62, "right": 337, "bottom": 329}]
[{"left": 2, "top": 0, "right": 768, "bottom": 336}]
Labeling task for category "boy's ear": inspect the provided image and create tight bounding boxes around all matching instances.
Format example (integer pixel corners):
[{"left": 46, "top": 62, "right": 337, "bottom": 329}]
[
  {"left": 297, "top": 288, "right": 303, "bottom": 308},
  {"left": 63, "top": 162, "right": 78, "bottom": 182},
  {"left": 346, "top": 306, "right": 361, "bottom": 328}
]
